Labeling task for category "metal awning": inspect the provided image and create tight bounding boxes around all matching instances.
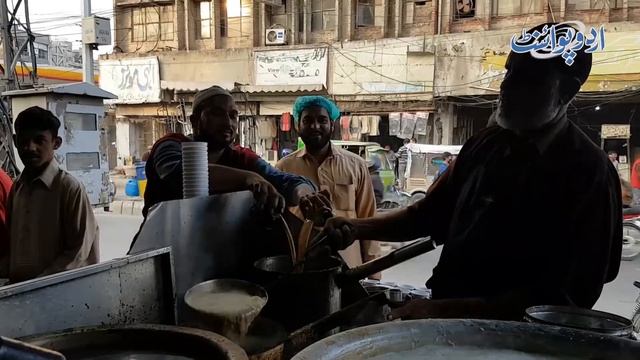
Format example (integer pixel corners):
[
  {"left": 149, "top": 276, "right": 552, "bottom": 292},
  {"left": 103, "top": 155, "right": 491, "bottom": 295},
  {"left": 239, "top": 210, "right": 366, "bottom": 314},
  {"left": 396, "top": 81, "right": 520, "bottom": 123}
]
[
  {"left": 2, "top": 82, "right": 116, "bottom": 99},
  {"left": 160, "top": 80, "right": 236, "bottom": 92},
  {"left": 238, "top": 84, "right": 326, "bottom": 94}
]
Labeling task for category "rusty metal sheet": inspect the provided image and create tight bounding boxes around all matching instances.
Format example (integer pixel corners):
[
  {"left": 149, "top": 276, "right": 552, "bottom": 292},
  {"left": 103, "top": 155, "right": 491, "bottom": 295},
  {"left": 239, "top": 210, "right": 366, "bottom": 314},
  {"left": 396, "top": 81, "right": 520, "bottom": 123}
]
[{"left": 0, "top": 248, "right": 175, "bottom": 338}]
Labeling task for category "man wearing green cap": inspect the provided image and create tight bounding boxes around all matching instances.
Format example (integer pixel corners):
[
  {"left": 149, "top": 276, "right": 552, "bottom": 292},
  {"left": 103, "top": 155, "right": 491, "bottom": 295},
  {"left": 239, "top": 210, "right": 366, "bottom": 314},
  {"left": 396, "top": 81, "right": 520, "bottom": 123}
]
[
  {"left": 141, "top": 86, "right": 318, "bottom": 219},
  {"left": 276, "top": 96, "right": 381, "bottom": 275}
]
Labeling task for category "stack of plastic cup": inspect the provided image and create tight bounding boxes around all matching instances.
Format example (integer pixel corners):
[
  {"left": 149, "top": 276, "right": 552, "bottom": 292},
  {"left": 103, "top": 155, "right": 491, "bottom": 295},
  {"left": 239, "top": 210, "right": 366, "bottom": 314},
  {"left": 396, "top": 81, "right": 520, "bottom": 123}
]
[{"left": 182, "top": 142, "right": 209, "bottom": 199}]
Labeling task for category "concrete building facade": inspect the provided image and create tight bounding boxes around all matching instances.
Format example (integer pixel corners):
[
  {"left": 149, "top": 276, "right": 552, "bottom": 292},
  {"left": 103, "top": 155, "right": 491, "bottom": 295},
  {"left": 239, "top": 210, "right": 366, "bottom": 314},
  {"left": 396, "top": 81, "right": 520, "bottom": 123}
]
[{"left": 100, "top": 0, "right": 640, "bottom": 167}]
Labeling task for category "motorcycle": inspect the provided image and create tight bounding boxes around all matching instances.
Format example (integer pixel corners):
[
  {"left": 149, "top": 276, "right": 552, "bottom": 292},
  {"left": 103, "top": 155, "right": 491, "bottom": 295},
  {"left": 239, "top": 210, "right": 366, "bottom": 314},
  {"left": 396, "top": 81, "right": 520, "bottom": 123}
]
[
  {"left": 633, "top": 281, "right": 640, "bottom": 338},
  {"left": 378, "top": 180, "right": 411, "bottom": 210},
  {"left": 623, "top": 207, "right": 640, "bottom": 261}
]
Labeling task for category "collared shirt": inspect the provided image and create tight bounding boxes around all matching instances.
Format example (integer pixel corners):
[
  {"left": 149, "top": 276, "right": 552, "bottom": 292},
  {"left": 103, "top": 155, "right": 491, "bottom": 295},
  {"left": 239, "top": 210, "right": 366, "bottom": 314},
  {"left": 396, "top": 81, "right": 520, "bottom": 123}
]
[
  {"left": 403, "top": 119, "right": 622, "bottom": 311},
  {"left": 5, "top": 160, "right": 99, "bottom": 282},
  {"left": 142, "top": 134, "right": 316, "bottom": 217},
  {"left": 276, "top": 144, "right": 381, "bottom": 267}
]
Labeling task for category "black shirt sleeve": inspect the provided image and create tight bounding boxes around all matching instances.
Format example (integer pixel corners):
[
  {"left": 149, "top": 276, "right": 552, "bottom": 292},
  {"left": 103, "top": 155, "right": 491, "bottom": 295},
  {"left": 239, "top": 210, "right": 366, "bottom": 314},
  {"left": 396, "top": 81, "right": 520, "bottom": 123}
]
[
  {"left": 404, "top": 158, "right": 458, "bottom": 244},
  {"left": 564, "top": 161, "right": 622, "bottom": 308}
]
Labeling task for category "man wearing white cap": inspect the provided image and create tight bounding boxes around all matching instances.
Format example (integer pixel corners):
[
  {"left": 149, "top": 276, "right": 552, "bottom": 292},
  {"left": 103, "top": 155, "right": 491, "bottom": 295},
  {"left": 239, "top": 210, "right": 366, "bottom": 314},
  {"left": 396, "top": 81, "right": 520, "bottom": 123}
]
[{"left": 141, "top": 86, "right": 318, "bottom": 218}]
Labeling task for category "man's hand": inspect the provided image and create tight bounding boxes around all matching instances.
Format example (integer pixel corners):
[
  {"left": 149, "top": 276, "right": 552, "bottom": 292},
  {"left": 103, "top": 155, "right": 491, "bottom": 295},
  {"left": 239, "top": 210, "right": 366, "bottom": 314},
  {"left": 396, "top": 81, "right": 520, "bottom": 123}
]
[
  {"left": 299, "top": 190, "right": 333, "bottom": 226},
  {"left": 388, "top": 299, "right": 439, "bottom": 320},
  {"left": 323, "top": 216, "right": 357, "bottom": 251},
  {"left": 245, "top": 174, "right": 285, "bottom": 217}
]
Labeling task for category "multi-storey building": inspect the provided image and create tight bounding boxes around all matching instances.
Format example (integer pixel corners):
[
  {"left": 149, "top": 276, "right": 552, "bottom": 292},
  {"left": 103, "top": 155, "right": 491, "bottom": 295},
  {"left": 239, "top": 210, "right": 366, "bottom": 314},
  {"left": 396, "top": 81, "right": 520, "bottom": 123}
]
[{"left": 100, "top": 0, "right": 640, "bottom": 173}]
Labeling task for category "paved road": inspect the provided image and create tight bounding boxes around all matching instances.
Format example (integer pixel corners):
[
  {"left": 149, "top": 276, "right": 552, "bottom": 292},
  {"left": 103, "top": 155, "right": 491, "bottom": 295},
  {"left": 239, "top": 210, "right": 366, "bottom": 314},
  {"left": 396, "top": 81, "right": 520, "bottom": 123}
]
[
  {"left": 96, "top": 212, "right": 640, "bottom": 318},
  {"left": 382, "top": 247, "right": 640, "bottom": 318},
  {"left": 96, "top": 212, "right": 142, "bottom": 261}
]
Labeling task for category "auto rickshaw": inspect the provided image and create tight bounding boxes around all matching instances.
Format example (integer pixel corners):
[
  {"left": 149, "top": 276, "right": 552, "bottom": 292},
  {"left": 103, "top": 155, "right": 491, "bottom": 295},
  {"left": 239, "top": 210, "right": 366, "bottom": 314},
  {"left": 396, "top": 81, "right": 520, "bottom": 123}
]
[{"left": 403, "top": 143, "right": 463, "bottom": 204}]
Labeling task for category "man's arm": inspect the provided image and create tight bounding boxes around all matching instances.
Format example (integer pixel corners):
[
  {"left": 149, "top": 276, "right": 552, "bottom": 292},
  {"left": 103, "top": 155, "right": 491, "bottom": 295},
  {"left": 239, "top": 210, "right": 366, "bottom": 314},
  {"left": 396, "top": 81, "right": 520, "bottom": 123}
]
[
  {"left": 154, "top": 140, "right": 307, "bottom": 199},
  {"left": 355, "top": 164, "right": 381, "bottom": 263},
  {"left": 253, "top": 158, "right": 317, "bottom": 205},
  {"left": 40, "top": 183, "right": 99, "bottom": 276},
  {"left": 347, "top": 161, "right": 457, "bottom": 244}
]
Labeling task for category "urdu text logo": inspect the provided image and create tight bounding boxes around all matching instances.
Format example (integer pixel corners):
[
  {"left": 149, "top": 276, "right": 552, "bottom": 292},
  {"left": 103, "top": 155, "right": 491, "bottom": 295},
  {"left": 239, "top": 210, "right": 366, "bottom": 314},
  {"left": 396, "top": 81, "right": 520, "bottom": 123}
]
[{"left": 510, "top": 21, "right": 605, "bottom": 66}]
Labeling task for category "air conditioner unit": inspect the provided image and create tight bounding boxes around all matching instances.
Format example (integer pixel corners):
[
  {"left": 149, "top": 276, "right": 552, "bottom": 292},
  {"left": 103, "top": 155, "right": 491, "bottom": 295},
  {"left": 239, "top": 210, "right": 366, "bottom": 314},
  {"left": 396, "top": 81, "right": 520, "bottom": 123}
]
[{"left": 265, "top": 28, "right": 287, "bottom": 45}]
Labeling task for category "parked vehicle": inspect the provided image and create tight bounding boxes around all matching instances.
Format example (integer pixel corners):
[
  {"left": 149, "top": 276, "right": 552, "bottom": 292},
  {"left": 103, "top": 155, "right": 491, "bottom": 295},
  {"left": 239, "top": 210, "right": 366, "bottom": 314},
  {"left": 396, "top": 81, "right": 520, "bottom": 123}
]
[
  {"left": 403, "top": 144, "right": 463, "bottom": 204},
  {"left": 378, "top": 180, "right": 411, "bottom": 210},
  {"left": 623, "top": 208, "right": 640, "bottom": 261},
  {"left": 331, "top": 140, "right": 397, "bottom": 200},
  {"left": 633, "top": 281, "right": 640, "bottom": 338}
]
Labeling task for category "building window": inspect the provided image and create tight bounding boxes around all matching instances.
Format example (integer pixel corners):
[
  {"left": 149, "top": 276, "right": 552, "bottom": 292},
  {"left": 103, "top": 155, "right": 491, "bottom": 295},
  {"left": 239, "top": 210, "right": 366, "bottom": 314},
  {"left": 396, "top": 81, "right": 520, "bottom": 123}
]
[
  {"left": 65, "top": 113, "right": 97, "bottom": 131},
  {"left": 404, "top": 0, "right": 429, "bottom": 25},
  {"left": 199, "top": 1, "right": 212, "bottom": 39},
  {"left": 131, "top": 5, "right": 174, "bottom": 41},
  {"left": 492, "top": 0, "right": 542, "bottom": 16},
  {"left": 67, "top": 152, "right": 100, "bottom": 171},
  {"left": 311, "top": 0, "right": 336, "bottom": 32},
  {"left": 356, "top": 0, "right": 375, "bottom": 27},
  {"left": 454, "top": 0, "right": 475, "bottom": 19},
  {"left": 221, "top": 0, "right": 252, "bottom": 38},
  {"left": 566, "top": 0, "right": 604, "bottom": 10},
  {"left": 298, "top": 2, "right": 304, "bottom": 33},
  {"left": 132, "top": 8, "right": 145, "bottom": 41},
  {"left": 160, "top": 6, "right": 174, "bottom": 40},
  {"left": 36, "top": 49, "right": 48, "bottom": 60}
]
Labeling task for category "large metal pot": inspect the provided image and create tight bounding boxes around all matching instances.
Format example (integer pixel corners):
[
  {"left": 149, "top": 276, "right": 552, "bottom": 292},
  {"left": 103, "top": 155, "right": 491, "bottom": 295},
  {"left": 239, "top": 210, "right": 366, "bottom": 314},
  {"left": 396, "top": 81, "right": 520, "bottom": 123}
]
[
  {"left": 21, "top": 324, "right": 248, "bottom": 360},
  {"left": 292, "top": 319, "right": 640, "bottom": 359},
  {"left": 525, "top": 305, "right": 634, "bottom": 339},
  {"left": 253, "top": 239, "right": 437, "bottom": 331}
]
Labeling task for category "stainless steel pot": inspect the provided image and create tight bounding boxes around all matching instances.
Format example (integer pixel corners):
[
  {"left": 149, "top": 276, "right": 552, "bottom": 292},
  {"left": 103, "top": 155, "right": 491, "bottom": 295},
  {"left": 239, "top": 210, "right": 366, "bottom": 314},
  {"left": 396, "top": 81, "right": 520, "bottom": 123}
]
[
  {"left": 525, "top": 305, "right": 634, "bottom": 338},
  {"left": 21, "top": 324, "right": 248, "bottom": 360},
  {"left": 292, "top": 319, "right": 640, "bottom": 359}
]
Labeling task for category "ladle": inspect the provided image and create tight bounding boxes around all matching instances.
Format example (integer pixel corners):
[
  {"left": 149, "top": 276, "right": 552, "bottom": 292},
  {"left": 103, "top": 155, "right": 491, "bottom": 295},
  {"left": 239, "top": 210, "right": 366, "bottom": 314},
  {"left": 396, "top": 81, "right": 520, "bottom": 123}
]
[{"left": 276, "top": 214, "right": 296, "bottom": 264}]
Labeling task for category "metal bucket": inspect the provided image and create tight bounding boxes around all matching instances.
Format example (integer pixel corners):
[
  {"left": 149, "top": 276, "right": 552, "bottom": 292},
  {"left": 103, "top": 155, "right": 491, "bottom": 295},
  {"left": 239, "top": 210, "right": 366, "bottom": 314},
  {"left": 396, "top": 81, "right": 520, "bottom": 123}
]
[
  {"left": 524, "top": 305, "right": 634, "bottom": 338},
  {"left": 21, "top": 324, "right": 248, "bottom": 360},
  {"left": 292, "top": 319, "right": 640, "bottom": 359}
]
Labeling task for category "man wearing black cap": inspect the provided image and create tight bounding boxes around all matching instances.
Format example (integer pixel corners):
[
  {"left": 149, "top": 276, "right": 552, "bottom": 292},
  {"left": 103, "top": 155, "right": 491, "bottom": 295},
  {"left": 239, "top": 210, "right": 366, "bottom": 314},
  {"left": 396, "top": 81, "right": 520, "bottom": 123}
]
[
  {"left": 141, "top": 86, "right": 317, "bottom": 219},
  {"left": 321, "top": 23, "right": 622, "bottom": 320}
]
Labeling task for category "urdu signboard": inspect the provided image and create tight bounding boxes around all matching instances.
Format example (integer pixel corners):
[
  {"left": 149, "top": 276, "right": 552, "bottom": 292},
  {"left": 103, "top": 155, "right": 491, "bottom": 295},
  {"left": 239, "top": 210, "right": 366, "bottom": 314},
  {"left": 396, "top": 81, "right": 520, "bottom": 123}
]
[
  {"left": 254, "top": 47, "right": 328, "bottom": 86},
  {"left": 99, "top": 56, "right": 161, "bottom": 104}
]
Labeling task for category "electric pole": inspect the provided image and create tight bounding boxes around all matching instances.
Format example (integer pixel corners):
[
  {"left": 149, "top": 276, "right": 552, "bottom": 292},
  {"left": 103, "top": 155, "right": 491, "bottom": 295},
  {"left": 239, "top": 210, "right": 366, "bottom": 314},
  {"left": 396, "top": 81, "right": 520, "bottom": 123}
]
[
  {"left": 0, "top": 0, "right": 38, "bottom": 177},
  {"left": 82, "top": 0, "right": 94, "bottom": 84}
]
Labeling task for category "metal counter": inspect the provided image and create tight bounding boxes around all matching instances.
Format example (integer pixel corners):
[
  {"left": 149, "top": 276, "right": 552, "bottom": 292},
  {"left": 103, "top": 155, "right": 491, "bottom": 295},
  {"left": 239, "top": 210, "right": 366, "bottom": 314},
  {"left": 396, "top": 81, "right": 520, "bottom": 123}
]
[
  {"left": 0, "top": 248, "right": 175, "bottom": 338},
  {"left": 129, "top": 192, "right": 297, "bottom": 324}
]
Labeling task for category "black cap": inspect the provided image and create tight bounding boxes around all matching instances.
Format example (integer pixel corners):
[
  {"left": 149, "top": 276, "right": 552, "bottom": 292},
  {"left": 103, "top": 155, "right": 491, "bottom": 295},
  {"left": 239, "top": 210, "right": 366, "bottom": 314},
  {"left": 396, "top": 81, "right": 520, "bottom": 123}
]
[{"left": 506, "top": 23, "right": 593, "bottom": 85}]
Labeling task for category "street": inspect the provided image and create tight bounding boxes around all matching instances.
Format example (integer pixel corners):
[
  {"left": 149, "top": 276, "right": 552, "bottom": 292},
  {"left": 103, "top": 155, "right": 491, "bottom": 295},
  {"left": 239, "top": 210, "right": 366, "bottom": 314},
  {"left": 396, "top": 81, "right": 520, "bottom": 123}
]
[{"left": 96, "top": 212, "right": 640, "bottom": 319}]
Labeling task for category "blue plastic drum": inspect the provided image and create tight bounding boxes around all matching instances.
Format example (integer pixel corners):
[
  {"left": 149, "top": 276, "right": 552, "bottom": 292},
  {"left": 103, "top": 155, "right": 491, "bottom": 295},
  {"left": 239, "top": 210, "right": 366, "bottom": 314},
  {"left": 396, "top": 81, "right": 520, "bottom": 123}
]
[{"left": 125, "top": 179, "right": 140, "bottom": 197}]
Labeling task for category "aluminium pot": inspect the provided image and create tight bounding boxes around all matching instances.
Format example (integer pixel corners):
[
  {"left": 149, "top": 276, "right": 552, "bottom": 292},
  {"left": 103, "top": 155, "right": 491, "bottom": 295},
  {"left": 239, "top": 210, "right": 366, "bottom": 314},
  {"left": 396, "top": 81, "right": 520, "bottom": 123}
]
[
  {"left": 292, "top": 319, "right": 640, "bottom": 359},
  {"left": 20, "top": 324, "right": 248, "bottom": 360},
  {"left": 525, "top": 305, "right": 634, "bottom": 339}
]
